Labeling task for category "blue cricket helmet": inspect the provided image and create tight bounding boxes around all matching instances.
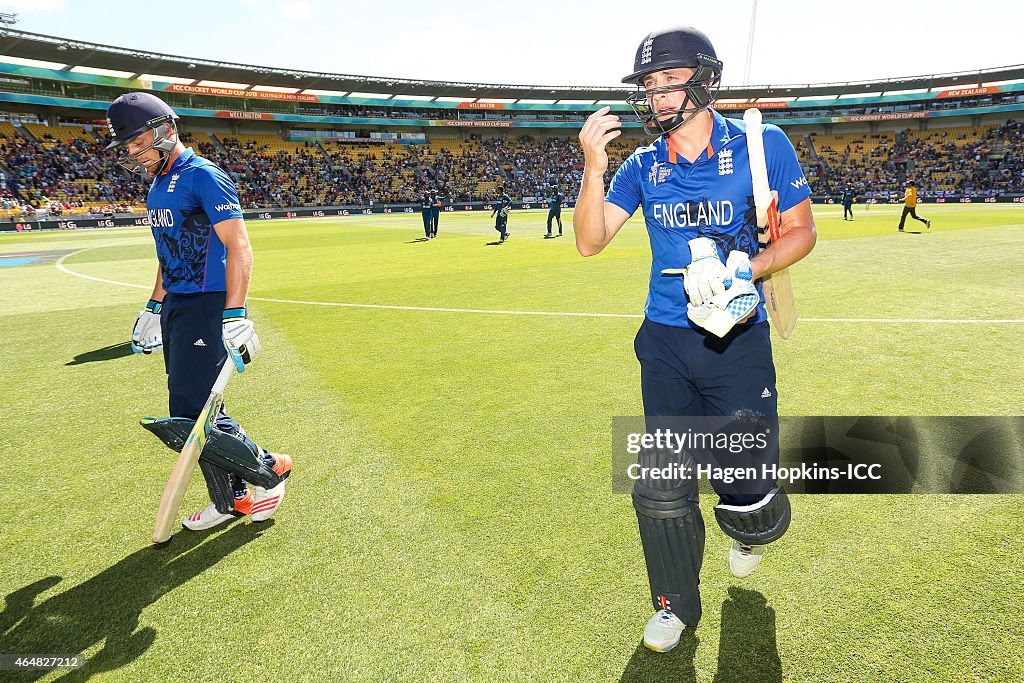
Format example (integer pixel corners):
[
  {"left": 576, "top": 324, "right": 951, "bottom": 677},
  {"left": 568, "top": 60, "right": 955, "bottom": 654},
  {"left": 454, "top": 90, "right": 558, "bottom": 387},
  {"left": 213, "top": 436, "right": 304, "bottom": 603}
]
[
  {"left": 622, "top": 26, "right": 722, "bottom": 85},
  {"left": 104, "top": 92, "right": 178, "bottom": 150},
  {"left": 622, "top": 26, "right": 724, "bottom": 136}
]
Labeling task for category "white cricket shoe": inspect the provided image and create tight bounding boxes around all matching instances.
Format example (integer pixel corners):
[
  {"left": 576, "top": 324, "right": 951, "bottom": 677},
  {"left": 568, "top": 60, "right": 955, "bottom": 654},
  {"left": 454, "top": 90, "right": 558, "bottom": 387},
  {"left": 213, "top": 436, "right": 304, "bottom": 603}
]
[
  {"left": 729, "top": 540, "right": 766, "bottom": 578},
  {"left": 182, "top": 489, "right": 254, "bottom": 530},
  {"left": 251, "top": 481, "right": 285, "bottom": 522},
  {"left": 643, "top": 609, "right": 686, "bottom": 653},
  {"left": 251, "top": 453, "right": 292, "bottom": 522}
]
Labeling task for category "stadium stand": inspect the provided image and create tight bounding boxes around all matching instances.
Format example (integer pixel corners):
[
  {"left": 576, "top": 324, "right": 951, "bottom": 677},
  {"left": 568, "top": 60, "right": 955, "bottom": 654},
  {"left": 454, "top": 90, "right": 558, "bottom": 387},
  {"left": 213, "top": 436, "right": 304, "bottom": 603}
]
[
  {"left": 1, "top": 130, "right": 144, "bottom": 216},
  {"left": 0, "top": 28, "right": 1022, "bottom": 222},
  {"left": 807, "top": 120, "right": 1024, "bottom": 198},
  {"left": 2, "top": 120, "right": 1023, "bottom": 215}
]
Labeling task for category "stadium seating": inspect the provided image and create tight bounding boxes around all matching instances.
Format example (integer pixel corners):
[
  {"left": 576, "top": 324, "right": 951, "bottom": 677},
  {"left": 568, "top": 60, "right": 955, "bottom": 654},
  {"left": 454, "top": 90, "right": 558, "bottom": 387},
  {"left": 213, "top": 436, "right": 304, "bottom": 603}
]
[
  {"left": 1, "top": 119, "right": 1021, "bottom": 214},
  {"left": 808, "top": 121, "right": 1022, "bottom": 198},
  {"left": 22, "top": 122, "right": 98, "bottom": 147}
]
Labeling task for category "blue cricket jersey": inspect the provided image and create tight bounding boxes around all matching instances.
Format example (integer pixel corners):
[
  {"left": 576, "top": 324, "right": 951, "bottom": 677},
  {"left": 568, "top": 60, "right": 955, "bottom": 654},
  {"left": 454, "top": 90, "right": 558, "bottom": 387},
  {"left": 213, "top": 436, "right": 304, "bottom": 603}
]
[
  {"left": 431, "top": 196, "right": 442, "bottom": 216},
  {"left": 421, "top": 197, "right": 433, "bottom": 214},
  {"left": 146, "top": 147, "right": 244, "bottom": 294},
  {"left": 493, "top": 194, "right": 512, "bottom": 213},
  {"left": 605, "top": 109, "right": 810, "bottom": 329}
]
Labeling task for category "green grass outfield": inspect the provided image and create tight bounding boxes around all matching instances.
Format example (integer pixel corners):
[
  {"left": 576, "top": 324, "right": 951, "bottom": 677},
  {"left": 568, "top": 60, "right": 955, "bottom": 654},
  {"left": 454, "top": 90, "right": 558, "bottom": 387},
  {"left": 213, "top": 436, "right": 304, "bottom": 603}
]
[{"left": 1, "top": 203, "right": 1022, "bottom": 682}]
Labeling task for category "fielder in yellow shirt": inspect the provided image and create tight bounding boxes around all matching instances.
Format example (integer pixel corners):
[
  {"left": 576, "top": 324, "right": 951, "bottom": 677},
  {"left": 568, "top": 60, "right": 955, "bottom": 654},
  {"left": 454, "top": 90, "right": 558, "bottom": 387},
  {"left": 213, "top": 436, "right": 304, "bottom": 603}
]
[{"left": 898, "top": 181, "right": 931, "bottom": 232}]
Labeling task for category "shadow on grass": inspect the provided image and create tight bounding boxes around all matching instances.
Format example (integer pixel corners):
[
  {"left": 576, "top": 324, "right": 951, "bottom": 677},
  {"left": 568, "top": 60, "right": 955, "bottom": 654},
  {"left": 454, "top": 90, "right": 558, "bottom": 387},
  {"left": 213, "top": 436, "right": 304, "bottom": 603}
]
[
  {"left": 66, "top": 342, "right": 136, "bottom": 366},
  {"left": 619, "top": 631, "right": 699, "bottom": 683},
  {"left": 406, "top": 238, "right": 430, "bottom": 243},
  {"left": 0, "top": 521, "right": 271, "bottom": 681},
  {"left": 484, "top": 241, "right": 506, "bottom": 246},
  {"left": 618, "top": 587, "right": 780, "bottom": 683},
  {"left": 713, "top": 587, "right": 781, "bottom": 683}
]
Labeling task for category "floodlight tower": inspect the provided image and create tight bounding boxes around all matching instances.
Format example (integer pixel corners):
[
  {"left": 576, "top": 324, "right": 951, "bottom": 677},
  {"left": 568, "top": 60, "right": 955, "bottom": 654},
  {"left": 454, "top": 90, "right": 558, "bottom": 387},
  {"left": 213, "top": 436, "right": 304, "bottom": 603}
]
[{"left": 743, "top": 0, "right": 758, "bottom": 85}]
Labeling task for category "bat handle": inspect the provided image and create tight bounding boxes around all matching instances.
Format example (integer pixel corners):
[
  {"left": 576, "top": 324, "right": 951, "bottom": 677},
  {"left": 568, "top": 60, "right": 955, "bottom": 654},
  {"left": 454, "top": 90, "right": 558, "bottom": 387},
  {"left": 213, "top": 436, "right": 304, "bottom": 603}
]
[{"left": 211, "top": 358, "right": 235, "bottom": 393}]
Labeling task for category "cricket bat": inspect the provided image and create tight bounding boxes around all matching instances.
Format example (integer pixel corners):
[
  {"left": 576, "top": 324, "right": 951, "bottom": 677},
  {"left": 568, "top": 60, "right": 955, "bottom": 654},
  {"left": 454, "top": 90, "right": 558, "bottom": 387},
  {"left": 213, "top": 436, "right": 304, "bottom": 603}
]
[
  {"left": 150, "top": 361, "right": 235, "bottom": 543},
  {"left": 744, "top": 108, "right": 797, "bottom": 339}
]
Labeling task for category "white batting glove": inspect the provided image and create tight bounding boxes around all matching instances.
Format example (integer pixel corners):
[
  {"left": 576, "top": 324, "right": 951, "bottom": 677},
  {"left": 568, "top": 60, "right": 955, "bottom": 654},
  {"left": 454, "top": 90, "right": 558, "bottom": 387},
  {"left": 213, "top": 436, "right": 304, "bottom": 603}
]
[
  {"left": 723, "top": 250, "right": 753, "bottom": 287},
  {"left": 687, "top": 251, "right": 758, "bottom": 337},
  {"left": 682, "top": 237, "right": 728, "bottom": 307},
  {"left": 222, "top": 307, "right": 261, "bottom": 372},
  {"left": 131, "top": 299, "right": 163, "bottom": 354}
]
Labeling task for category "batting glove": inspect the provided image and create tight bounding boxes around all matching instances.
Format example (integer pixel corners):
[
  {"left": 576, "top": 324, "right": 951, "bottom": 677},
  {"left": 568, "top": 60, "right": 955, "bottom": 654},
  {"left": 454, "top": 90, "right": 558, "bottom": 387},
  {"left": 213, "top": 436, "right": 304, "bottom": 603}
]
[
  {"left": 686, "top": 251, "right": 759, "bottom": 338},
  {"left": 222, "top": 307, "right": 261, "bottom": 372},
  {"left": 723, "top": 250, "right": 753, "bottom": 288},
  {"left": 682, "top": 237, "right": 728, "bottom": 307},
  {"left": 131, "top": 299, "right": 163, "bottom": 354}
]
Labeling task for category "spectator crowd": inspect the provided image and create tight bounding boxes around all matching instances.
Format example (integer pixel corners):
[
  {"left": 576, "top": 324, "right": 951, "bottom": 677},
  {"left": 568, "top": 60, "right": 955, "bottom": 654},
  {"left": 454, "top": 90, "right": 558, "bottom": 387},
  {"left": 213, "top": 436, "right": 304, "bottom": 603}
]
[{"left": 2, "top": 120, "right": 1022, "bottom": 214}]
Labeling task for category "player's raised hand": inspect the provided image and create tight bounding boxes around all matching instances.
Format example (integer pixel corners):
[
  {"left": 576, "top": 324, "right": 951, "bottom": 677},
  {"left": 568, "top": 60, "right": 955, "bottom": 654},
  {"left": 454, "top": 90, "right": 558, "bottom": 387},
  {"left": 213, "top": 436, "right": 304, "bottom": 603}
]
[{"left": 578, "top": 106, "right": 621, "bottom": 175}]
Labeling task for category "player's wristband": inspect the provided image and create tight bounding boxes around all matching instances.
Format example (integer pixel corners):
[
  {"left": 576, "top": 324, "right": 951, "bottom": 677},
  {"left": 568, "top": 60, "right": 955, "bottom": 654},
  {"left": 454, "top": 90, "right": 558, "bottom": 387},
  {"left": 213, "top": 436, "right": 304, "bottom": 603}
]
[
  {"left": 223, "top": 307, "right": 247, "bottom": 323},
  {"left": 145, "top": 299, "right": 163, "bottom": 314}
]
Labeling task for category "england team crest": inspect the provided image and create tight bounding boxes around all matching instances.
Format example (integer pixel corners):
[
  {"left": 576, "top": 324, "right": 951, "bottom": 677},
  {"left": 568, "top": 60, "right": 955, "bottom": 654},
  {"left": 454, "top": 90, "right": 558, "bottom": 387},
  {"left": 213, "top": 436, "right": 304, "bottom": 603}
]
[{"left": 718, "top": 149, "right": 734, "bottom": 176}]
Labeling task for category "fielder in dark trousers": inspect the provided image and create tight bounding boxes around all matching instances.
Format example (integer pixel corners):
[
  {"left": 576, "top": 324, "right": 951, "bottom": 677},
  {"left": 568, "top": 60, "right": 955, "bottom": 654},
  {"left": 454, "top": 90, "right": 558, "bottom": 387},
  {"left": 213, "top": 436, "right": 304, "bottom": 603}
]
[
  {"left": 491, "top": 186, "right": 512, "bottom": 243},
  {"left": 842, "top": 188, "right": 855, "bottom": 221},
  {"left": 576, "top": 27, "right": 816, "bottom": 652},
  {"left": 420, "top": 192, "right": 434, "bottom": 239},
  {"left": 106, "top": 92, "right": 293, "bottom": 530},
  {"left": 546, "top": 186, "right": 564, "bottom": 237},
  {"left": 431, "top": 193, "right": 442, "bottom": 238},
  {"left": 897, "top": 181, "right": 930, "bottom": 232}
]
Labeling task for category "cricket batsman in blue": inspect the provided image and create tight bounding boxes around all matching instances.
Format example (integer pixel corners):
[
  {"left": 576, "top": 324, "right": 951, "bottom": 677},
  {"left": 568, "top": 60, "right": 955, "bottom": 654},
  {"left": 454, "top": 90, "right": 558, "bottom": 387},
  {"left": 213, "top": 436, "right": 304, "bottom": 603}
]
[
  {"left": 106, "top": 92, "right": 293, "bottom": 531},
  {"left": 575, "top": 27, "right": 816, "bottom": 652}
]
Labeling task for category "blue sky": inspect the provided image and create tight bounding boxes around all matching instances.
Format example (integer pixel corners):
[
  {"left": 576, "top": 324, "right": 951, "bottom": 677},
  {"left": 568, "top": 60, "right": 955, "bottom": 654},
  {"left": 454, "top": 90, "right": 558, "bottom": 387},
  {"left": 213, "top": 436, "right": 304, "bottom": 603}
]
[{"left": 2, "top": 1, "right": 1019, "bottom": 87}]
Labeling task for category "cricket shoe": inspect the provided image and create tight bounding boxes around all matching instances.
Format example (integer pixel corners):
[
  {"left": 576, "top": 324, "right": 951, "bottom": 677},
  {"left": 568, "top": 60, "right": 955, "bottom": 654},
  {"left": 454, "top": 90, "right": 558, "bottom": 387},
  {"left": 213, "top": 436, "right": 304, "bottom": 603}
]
[
  {"left": 182, "top": 489, "right": 254, "bottom": 530},
  {"left": 251, "top": 453, "right": 292, "bottom": 522},
  {"left": 643, "top": 610, "right": 686, "bottom": 653},
  {"left": 729, "top": 540, "right": 766, "bottom": 578}
]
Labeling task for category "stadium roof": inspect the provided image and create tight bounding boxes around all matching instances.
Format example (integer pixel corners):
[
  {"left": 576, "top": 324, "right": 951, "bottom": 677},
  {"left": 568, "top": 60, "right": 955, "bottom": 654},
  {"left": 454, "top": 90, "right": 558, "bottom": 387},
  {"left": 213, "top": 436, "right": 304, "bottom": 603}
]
[{"left": 2, "top": 28, "right": 1023, "bottom": 102}]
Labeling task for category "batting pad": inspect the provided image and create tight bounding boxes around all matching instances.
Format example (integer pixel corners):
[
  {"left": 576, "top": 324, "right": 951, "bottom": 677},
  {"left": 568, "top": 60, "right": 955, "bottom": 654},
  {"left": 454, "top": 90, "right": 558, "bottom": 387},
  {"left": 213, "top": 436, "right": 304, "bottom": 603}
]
[
  {"left": 199, "top": 458, "right": 236, "bottom": 514},
  {"left": 202, "top": 430, "right": 283, "bottom": 490},
  {"left": 633, "top": 489, "right": 706, "bottom": 627},
  {"left": 141, "top": 417, "right": 282, "bottom": 489},
  {"left": 714, "top": 487, "right": 791, "bottom": 545},
  {"left": 141, "top": 417, "right": 195, "bottom": 452}
]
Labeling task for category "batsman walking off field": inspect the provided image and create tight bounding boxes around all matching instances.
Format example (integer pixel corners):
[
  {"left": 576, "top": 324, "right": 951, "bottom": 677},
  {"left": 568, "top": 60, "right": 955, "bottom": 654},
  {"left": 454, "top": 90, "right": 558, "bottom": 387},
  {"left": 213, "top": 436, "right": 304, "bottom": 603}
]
[
  {"left": 106, "top": 92, "right": 293, "bottom": 531},
  {"left": 575, "top": 27, "right": 816, "bottom": 652}
]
